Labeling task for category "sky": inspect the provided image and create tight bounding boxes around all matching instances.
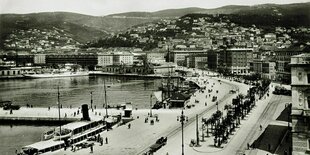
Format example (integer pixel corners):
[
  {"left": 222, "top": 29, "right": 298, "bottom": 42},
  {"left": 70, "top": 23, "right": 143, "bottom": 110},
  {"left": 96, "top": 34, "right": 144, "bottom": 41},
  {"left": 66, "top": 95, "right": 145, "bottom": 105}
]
[{"left": 0, "top": 0, "right": 309, "bottom": 16}]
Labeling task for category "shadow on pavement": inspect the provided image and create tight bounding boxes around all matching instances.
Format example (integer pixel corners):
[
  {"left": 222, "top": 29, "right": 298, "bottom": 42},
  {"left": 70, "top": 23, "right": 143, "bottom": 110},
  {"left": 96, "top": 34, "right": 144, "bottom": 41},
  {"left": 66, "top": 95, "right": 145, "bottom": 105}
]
[
  {"left": 251, "top": 125, "right": 291, "bottom": 154},
  {"left": 276, "top": 104, "right": 291, "bottom": 122}
]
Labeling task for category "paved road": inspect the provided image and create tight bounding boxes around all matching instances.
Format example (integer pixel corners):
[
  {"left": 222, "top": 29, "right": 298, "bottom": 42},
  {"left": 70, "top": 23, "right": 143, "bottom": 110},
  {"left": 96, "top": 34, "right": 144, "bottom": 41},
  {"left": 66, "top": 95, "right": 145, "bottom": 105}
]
[{"left": 136, "top": 78, "right": 240, "bottom": 154}]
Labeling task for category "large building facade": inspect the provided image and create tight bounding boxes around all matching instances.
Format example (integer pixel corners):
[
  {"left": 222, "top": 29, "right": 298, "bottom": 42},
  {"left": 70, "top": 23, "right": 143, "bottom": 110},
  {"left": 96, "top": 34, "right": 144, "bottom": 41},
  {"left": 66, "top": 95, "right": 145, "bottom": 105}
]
[
  {"left": 171, "top": 50, "right": 206, "bottom": 66},
  {"left": 275, "top": 45, "right": 310, "bottom": 83},
  {"left": 219, "top": 48, "right": 253, "bottom": 75},
  {"left": 290, "top": 53, "right": 310, "bottom": 154}
]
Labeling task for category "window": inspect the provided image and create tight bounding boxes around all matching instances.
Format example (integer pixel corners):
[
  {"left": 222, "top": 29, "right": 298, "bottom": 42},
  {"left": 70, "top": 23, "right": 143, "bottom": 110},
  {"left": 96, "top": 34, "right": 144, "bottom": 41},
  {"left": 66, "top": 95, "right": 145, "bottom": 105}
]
[{"left": 298, "top": 72, "right": 302, "bottom": 80}]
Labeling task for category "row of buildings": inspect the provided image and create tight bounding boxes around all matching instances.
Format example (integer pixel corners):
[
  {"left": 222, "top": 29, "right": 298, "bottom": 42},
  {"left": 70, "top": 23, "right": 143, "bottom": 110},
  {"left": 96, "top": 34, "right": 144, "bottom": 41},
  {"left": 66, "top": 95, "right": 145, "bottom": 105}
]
[{"left": 1, "top": 44, "right": 309, "bottom": 81}]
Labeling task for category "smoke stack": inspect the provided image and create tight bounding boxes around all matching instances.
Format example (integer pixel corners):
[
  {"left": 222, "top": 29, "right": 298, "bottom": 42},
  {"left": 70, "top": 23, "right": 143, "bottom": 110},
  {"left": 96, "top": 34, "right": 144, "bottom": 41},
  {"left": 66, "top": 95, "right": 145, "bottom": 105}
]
[{"left": 81, "top": 104, "right": 90, "bottom": 121}]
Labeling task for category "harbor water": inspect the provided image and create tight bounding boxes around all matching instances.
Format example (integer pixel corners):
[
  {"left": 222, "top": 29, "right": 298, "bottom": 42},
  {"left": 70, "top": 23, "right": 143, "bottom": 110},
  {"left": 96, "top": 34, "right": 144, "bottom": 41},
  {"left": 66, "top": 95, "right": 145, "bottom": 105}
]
[
  {"left": 0, "top": 75, "right": 163, "bottom": 109},
  {"left": 0, "top": 75, "right": 163, "bottom": 154}
]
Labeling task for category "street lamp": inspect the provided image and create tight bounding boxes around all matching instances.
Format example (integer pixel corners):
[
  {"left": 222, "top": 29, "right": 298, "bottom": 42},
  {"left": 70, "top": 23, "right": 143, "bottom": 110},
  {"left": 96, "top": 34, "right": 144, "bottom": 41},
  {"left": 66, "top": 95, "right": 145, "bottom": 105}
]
[
  {"left": 177, "top": 110, "right": 188, "bottom": 155},
  {"left": 285, "top": 103, "right": 291, "bottom": 129},
  {"left": 150, "top": 94, "right": 153, "bottom": 117}
]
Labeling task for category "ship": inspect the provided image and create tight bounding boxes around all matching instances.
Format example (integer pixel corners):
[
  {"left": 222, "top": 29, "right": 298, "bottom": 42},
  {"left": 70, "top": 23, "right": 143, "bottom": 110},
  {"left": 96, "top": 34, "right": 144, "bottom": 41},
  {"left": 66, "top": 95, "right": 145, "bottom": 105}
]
[{"left": 23, "top": 71, "right": 89, "bottom": 78}]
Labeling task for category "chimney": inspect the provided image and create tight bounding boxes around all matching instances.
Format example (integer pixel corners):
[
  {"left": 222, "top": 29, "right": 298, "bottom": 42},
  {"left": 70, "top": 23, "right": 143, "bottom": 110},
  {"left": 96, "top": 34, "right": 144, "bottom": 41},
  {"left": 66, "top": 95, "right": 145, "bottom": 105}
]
[{"left": 81, "top": 104, "right": 90, "bottom": 121}]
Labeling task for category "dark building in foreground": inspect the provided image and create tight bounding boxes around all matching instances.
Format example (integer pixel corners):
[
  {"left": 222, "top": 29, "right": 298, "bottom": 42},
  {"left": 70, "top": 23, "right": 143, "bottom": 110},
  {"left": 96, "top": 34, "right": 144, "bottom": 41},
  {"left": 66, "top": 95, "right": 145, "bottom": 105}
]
[{"left": 290, "top": 54, "right": 310, "bottom": 154}]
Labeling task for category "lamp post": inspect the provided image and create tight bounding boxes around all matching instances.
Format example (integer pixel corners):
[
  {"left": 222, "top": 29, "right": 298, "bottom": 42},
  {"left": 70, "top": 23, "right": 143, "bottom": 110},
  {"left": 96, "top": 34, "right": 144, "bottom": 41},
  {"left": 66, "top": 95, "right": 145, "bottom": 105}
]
[
  {"left": 285, "top": 103, "right": 291, "bottom": 129},
  {"left": 104, "top": 79, "right": 108, "bottom": 131},
  {"left": 57, "top": 85, "right": 61, "bottom": 141},
  {"left": 177, "top": 110, "right": 188, "bottom": 155},
  {"left": 90, "top": 91, "right": 93, "bottom": 109},
  {"left": 150, "top": 94, "right": 153, "bottom": 117}
]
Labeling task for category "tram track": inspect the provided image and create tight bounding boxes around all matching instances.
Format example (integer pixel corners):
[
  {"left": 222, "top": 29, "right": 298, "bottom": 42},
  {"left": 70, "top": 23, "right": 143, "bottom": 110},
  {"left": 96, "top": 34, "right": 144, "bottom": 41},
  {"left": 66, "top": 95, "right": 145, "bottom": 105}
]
[{"left": 236, "top": 94, "right": 291, "bottom": 154}]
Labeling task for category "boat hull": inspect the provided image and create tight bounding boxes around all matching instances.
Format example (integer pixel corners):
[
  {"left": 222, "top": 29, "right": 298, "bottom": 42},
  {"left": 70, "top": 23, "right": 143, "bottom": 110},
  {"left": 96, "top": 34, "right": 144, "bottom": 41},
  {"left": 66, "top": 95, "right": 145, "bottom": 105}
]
[{"left": 23, "top": 72, "right": 89, "bottom": 78}]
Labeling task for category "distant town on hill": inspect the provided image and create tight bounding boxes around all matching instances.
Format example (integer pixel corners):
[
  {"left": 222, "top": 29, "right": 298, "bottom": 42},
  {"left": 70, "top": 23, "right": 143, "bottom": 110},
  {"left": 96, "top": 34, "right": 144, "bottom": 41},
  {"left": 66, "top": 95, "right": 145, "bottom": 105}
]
[{"left": 0, "top": 2, "right": 309, "bottom": 50}]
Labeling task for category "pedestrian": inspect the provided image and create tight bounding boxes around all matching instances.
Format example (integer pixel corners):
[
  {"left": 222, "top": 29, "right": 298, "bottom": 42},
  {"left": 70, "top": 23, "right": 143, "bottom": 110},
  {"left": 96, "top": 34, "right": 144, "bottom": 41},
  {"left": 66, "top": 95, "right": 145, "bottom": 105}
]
[
  {"left": 100, "top": 138, "right": 103, "bottom": 146},
  {"left": 90, "top": 145, "right": 93, "bottom": 153},
  {"left": 247, "top": 143, "right": 250, "bottom": 150},
  {"left": 205, "top": 102, "right": 207, "bottom": 106},
  {"left": 128, "top": 123, "right": 131, "bottom": 129},
  {"left": 105, "top": 137, "right": 108, "bottom": 144},
  {"left": 260, "top": 125, "right": 262, "bottom": 131},
  {"left": 97, "top": 134, "right": 100, "bottom": 142}
]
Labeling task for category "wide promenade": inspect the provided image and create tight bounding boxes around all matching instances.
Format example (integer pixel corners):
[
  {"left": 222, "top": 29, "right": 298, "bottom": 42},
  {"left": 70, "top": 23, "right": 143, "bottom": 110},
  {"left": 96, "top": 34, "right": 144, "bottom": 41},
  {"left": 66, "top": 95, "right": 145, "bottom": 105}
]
[{"left": 51, "top": 70, "right": 248, "bottom": 155}]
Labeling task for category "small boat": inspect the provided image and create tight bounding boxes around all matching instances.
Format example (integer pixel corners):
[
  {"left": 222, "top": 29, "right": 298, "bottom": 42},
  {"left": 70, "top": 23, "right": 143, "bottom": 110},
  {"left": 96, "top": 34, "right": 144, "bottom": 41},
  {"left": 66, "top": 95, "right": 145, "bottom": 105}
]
[
  {"left": 42, "top": 129, "right": 54, "bottom": 141},
  {"left": 22, "top": 120, "right": 107, "bottom": 155}
]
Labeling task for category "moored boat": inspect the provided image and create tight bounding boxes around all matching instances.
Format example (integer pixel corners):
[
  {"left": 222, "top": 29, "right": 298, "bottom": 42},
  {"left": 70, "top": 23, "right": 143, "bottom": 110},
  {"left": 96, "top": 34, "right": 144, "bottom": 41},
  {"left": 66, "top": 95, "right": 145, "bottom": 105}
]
[{"left": 23, "top": 71, "right": 89, "bottom": 78}]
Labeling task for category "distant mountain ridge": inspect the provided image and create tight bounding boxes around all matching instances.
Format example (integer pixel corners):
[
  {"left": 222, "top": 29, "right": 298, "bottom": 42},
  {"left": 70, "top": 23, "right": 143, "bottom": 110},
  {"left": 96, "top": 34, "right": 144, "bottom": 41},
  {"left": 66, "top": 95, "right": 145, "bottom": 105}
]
[{"left": 107, "top": 2, "right": 310, "bottom": 17}]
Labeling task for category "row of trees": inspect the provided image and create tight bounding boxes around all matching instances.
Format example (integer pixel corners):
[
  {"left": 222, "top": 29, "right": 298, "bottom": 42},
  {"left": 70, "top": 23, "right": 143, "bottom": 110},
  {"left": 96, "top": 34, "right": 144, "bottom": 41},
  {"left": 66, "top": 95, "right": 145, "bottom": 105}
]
[{"left": 202, "top": 88, "right": 258, "bottom": 147}]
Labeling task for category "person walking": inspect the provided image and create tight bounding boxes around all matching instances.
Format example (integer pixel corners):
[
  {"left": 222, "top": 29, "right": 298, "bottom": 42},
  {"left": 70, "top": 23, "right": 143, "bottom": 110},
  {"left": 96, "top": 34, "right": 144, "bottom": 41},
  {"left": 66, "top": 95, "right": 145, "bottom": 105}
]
[
  {"left": 105, "top": 137, "right": 108, "bottom": 144},
  {"left": 90, "top": 145, "right": 93, "bottom": 153}
]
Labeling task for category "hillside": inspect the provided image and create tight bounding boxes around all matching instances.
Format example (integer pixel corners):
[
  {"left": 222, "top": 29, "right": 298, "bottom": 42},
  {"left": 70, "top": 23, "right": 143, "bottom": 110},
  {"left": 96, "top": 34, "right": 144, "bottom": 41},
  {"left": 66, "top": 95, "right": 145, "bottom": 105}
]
[
  {"left": 108, "top": 7, "right": 206, "bottom": 18},
  {"left": 0, "top": 12, "right": 157, "bottom": 48},
  {"left": 0, "top": 2, "right": 309, "bottom": 49}
]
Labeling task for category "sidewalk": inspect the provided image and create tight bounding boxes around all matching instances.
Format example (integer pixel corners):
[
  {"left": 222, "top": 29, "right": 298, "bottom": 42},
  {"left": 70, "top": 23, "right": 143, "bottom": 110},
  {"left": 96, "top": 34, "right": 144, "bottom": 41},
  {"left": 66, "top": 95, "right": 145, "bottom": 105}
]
[{"left": 156, "top": 81, "right": 292, "bottom": 155}]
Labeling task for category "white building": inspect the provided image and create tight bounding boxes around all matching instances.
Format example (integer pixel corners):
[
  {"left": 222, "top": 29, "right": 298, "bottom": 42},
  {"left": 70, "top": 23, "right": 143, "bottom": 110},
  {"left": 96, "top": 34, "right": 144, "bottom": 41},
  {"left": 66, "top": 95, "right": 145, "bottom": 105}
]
[
  {"left": 34, "top": 54, "right": 46, "bottom": 65},
  {"left": 147, "top": 51, "right": 166, "bottom": 64},
  {"left": 98, "top": 54, "right": 113, "bottom": 67},
  {"left": 97, "top": 51, "right": 134, "bottom": 67}
]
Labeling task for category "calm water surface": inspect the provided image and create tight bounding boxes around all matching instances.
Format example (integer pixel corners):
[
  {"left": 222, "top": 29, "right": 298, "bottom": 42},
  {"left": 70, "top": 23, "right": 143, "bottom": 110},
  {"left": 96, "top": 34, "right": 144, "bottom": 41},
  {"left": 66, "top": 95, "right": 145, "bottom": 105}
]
[
  {"left": 0, "top": 75, "right": 162, "bottom": 109},
  {"left": 0, "top": 75, "right": 162, "bottom": 154}
]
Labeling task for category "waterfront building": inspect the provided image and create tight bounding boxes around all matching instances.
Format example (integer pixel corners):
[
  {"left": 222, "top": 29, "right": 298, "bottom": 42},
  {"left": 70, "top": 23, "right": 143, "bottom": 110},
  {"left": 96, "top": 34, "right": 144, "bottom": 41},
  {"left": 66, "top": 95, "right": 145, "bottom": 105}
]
[
  {"left": 34, "top": 54, "right": 46, "bottom": 65},
  {"left": 218, "top": 48, "right": 253, "bottom": 75},
  {"left": 250, "top": 51, "right": 276, "bottom": 80},
  {"left": 290, "top": 53, "right": 310, "bottom": 154},
  {"left": 46, "top": 54, "right": 98, "bottom": 67},
  {"left": 0, "top": 66, "right": 42, "bottom": 78},
  {"left": 171, "top": 49, "right": 206, "bottom": 66},
  {"left": 274, "top": 44, "right": 310, "bottom": 83},
  {"left": 207, "top": 50, "right": 218, "bottom": 70},
  {"left": 185, "top": 54, "right": 208, "bottom": 69},
  {"left": 250, "top": 60, "right": 276, "bottom": 80},
  {"left": 146, "top": 50, "right": 166, "bottom": 64},
  {"left": 112, "top": 51, "right": 134, "bottom": 66},
  {"left": 97, "top": 54, "right": 113, "bottom": 67}
]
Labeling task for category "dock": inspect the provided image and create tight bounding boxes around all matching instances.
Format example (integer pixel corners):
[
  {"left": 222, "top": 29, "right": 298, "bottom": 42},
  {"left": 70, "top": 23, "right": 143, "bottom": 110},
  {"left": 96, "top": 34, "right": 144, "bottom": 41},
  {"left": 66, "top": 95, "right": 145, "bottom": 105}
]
[{"left": 0, "top": 107, "right": 123, "bottom": 125}]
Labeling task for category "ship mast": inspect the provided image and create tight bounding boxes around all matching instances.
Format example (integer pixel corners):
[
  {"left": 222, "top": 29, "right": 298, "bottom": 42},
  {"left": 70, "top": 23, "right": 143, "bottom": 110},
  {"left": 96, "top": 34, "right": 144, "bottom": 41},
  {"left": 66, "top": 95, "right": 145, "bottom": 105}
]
[
  {"left": 104, "top": 79, "right": 108, "bottom": 131},
  {"left": 57, "top": 85, "right": 61, "bottom": 140}
]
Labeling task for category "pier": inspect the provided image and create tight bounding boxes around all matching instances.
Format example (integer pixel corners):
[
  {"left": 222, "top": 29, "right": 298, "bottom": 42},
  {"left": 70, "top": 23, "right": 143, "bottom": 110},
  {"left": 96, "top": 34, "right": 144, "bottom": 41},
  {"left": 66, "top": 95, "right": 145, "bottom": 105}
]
[{"left": 0, "top": 107, "right": 123, "bottom": 125}]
